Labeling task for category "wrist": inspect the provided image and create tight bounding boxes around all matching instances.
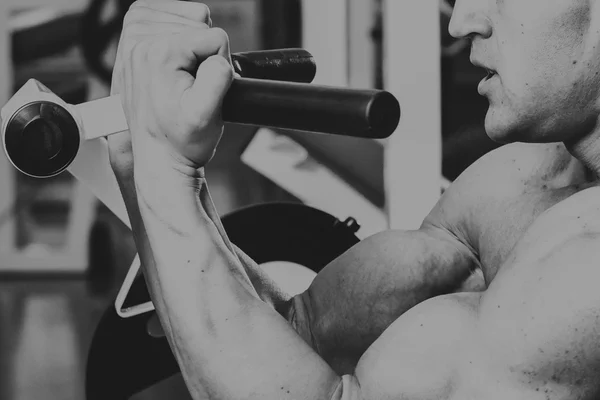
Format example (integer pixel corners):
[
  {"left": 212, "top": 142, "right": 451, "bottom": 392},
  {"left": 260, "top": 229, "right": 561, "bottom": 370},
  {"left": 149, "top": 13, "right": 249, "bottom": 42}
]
[
  {"left": 133, "top": 136, "right": 204, "bottom": 189},
  {"left": 133, "top": 144, "right": 207, "bottom": 236}
]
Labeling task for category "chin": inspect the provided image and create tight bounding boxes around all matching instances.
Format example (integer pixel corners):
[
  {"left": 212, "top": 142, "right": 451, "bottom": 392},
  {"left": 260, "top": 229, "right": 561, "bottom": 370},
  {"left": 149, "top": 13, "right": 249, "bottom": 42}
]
[
  {"left": 483, "top": 104, "right": 551, "bottom": 144},
  {"left": 484, "top": 110, "right": 520, "bottom": 144}
]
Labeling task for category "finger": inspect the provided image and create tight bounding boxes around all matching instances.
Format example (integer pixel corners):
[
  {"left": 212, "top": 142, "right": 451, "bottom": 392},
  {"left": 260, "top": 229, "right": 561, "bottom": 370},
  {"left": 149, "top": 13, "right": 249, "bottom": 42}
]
[
  {"left": 124, "top": 6, "right": 210, "bottom": 30},
  {"left": 113, "top": 20, "right": 210, "bottom": 96},
  {"left": 156, "top": 27, "right": 231, "bottom": 72},
  {"left": 182, "top": 53, "right": 234, "bottom": 124},
  {"left": 185, "top": 27, "right": 233, "bottom": 112},
  {"left": 130, "top": 0, "right": 210, "bottom": 24},
  {"left": 130, "top": 20, "right": 210, "bottom": 38}
]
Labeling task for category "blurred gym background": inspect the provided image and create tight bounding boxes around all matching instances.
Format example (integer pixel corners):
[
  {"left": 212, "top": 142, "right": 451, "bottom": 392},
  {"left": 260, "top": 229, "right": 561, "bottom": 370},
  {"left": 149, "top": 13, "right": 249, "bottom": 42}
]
[{"left": 0, "top": 0, "right": 496, "bottom": 399}]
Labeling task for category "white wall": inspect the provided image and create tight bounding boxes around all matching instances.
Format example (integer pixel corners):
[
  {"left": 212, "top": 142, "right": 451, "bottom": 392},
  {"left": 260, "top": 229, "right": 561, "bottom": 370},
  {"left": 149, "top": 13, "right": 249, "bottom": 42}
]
[
  {"left": 301, "top": 0, "right": 349, "bottom": 86},
  {"left": 383, "top": 0, "right": 442, "bottom": 230},
  {"left": 301, "top": 0, "right": 443, "bottom": 230}
]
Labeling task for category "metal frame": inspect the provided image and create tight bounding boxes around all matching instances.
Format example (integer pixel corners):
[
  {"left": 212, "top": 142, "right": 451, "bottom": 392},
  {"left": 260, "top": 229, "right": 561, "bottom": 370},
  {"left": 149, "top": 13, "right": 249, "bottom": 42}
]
[
  {"left": 0, "top": 0, "right": 443, "bottom": 309},
  {"left": 0, "top": 3, "right": 98, "bottom": 274},
  {"left": 241, "top": 128, "right": 388, "bottom": 239},
  {"left": 241, "top": 0, "right": 389, "bottom": 238},
  {"left": 254, "top": 0, "right": 443, "bottom": 231}
]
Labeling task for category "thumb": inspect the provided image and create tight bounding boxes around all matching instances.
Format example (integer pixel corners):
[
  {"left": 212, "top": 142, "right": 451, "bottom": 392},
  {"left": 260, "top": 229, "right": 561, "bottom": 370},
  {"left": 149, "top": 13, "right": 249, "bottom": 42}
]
[{"left": 186, "top": 54, "right": 234, "bottom": 123}]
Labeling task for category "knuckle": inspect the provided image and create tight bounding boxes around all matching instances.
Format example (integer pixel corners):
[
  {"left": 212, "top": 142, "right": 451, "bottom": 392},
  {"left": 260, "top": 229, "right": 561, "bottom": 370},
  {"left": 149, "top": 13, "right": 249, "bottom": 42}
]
[
  {"left": 147, "top": 39, "right": 170, "bottom": 65},
  {"left": 129, "top": 40, "right": 149, "bottom": 66},
  {"left": 129, "top": 0, "right": 148, "bottom": 10},
  {"left": 192, "top": 3, "right": 211, "bottom": 23},
  {"left": 210, "top": 27, "right": 229, "bottom": 44},
  {"left": 211, "top": 26, "right": 227, "bottom": 38},
  {"left": 200, "top": 3, "right": 211, "bottom": 22},
  {"left": 122, "top": 10, "right": 135, "bottom": 27},
  {"left": 124, "top": 38, "right": 138, "bottom": 57},
  {"left": 125, "top": 1, "right": 144, "bottom": 17},
  {"left": 211, "top": 55, "right": 233, "bottom": 73},
  {"left": 117, "top": 38, "right": 134, "bottom": 63},
  {"left": 122, "top": 21, "right": 138, "bottom": 39},
  {"left": 123, "top": 7, "right": 144, "bottom": 28}
]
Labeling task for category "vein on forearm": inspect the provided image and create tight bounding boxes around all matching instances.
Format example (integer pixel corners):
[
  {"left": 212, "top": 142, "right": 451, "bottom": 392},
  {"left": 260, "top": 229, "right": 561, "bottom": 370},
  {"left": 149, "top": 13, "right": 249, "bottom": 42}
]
[
  {"left": 133, "top": 173, "right": 342, "bottom": 400},
  {"left": 135, "top": 173, "right": 258, "bottom": 298},
  {"left": 135, "top": 182, "right": 191, "bottom": 237}
]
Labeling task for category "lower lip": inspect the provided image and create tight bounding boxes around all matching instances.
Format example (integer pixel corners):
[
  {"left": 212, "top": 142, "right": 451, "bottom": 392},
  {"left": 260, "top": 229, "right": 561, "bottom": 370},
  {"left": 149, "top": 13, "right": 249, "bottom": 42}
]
[{"left": 478, "top": 74, "right": 498, "bottom": 95}]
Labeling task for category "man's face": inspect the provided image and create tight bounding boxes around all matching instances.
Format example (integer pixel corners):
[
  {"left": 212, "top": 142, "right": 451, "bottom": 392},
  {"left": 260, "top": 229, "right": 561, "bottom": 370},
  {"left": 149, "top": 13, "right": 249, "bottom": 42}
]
[{"left": 449, "top": 0, "right": 600, "bottom": 144}]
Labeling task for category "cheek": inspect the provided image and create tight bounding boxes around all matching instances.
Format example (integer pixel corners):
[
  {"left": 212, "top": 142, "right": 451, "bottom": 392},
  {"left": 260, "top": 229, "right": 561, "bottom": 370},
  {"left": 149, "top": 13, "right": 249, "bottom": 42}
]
[
  {"left": 483, "top": 1, "right": 599, "bottom": 140},
  {"left": 484, "top": 53, "right": 569, "bottom": 143},
  {"left": 502, "top": 38, "right": 577, "bottom": 95},
  {"left": 497, "top": 2, "right": 591, "bottom": 97},
  {"left": 494, "top": 30, "right": 593, "bottom": 132}
]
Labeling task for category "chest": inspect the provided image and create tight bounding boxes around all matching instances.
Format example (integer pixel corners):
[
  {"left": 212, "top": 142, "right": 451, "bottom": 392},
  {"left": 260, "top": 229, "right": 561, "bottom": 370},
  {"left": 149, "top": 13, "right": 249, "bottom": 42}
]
[
  {"left": 472, "top": 184, "right": 596, "bottom": 283},
  {"left": 470, "top": 189, "right": 600, "bottom": 399},
  {"left": 496, "top": 186, "right": 600, "bottom": 273}
]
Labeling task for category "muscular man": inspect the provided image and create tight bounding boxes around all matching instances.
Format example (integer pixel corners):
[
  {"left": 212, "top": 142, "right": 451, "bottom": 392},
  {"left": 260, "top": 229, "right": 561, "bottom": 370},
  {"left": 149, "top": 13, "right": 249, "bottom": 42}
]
[{"left": 107, "top": 0, "right": 600, "bottom": 398}]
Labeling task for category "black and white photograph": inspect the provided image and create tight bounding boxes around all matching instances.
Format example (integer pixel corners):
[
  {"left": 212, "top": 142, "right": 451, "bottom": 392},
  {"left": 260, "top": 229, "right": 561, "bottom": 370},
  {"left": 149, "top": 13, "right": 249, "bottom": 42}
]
[{"left": 0, "top": 0, "right": 598, "bottom": 399}]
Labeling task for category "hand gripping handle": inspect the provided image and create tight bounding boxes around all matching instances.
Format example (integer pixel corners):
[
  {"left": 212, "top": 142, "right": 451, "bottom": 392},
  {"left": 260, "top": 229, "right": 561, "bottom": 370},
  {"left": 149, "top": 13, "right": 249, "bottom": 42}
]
[{"left": 1, "top": 49, "right": 400, "bottom": 179}]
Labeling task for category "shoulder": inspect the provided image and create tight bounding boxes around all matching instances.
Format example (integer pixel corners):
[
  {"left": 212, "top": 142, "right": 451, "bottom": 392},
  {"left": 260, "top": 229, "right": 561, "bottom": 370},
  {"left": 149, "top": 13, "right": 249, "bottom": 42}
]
[
  {"left": 482, "top": 184, "right": 600, "bottom": 302},
  {"left": 445, "top": 141, "right": 583, "bottom": 205},
  {"left": 423, "top": 142, "right": 585, "bottom": 235},
  {"left": 464, "top": 141, "right": 584, "bottom": 186}
]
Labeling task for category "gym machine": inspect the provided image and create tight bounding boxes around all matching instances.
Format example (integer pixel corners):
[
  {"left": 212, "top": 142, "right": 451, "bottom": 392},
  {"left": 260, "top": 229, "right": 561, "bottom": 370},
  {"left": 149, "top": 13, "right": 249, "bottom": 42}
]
[{"left": 0, "top": 1, "right": 95, "bottom": 277}]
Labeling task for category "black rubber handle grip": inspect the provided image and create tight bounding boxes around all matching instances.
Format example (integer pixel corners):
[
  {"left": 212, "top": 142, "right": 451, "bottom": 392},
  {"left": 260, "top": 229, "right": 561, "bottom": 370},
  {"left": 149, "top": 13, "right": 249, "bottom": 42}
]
[
  {"left": 222, "top": 78, "right": 401, "bottom": 139},
  {"left": 231, "top": 48, "right": 316, "bottom": 83}
]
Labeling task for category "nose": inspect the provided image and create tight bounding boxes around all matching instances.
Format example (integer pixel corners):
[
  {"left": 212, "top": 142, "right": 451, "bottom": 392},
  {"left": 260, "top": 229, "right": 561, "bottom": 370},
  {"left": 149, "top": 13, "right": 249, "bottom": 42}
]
[{"left": 448, "top": 0, "right": 492, "bottom": 40}]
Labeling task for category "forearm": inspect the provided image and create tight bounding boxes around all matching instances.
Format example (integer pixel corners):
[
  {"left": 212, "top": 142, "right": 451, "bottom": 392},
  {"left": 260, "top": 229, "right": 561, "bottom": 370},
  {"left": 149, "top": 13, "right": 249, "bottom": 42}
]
[
  {"left": 231, "top": 243, "right": 294, "bottom": 314},
  {"left": 132, "top": 163, "right": 341, "bottom": 400}
]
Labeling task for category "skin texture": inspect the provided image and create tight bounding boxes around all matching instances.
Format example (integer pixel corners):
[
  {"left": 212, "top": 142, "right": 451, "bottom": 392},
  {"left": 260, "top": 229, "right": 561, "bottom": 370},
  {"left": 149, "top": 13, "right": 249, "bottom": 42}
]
[
  {"left": 450, "top": 0, "right": 600, "bottom": 145},
  {"left": 107, "top": 0, "right": 600, "bottom": 399}
]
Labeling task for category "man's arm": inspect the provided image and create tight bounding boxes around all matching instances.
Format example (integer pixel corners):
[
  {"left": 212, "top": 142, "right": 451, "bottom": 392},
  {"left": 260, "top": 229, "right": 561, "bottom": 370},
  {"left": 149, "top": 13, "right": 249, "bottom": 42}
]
[
  {"left": 107, "top": 2, "right": 481, "bottom": 395},
  {"left": 285, "top": 223, "right": 482, "bottom": 374},
  {"left": 132, "top": 158, "right": 350, "bottom": 400},
  {"left": 215, "top": 177, "right": 484, "bottom": 374},
  {"left": 131, "top": 166, "right": 484, "bottom": 376},
  {"left": 290, "top": 136, "right": 586, "bottom": 372},
  {"left": 295, "top": 140, "right": 588, "bottom": 372}
]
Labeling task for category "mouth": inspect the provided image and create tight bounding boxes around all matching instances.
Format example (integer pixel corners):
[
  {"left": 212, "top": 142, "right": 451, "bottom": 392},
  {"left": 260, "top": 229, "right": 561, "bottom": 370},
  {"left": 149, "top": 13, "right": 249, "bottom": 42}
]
[
  {"left": 470, "top": 58, "right": 498, "bottom": 80},
  {"left": 483, "top": 69, "right": 497, "bottom": 80},
  {"left": 477, "top": 68, "right": 499, "bottom": 95}
]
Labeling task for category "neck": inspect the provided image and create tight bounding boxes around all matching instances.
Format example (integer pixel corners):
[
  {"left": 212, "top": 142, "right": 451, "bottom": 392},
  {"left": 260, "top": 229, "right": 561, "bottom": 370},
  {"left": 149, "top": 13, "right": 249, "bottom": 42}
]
[{"left": 564, "top": 129, "right": 600, "bottom": 181}]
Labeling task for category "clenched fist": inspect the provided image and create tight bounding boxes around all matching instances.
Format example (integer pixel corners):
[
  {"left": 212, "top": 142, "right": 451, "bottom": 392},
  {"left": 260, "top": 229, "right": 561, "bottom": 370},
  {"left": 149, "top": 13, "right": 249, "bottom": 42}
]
[{"left": 108, "top": 0, "right": 234, "bottom": 186}]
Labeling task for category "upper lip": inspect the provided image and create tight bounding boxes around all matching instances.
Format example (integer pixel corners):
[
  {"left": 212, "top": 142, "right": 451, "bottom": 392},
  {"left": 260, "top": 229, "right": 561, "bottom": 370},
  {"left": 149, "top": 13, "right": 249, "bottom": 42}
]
[{"left": 470, "top": 58, "right": 496, "bottom": 74}]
